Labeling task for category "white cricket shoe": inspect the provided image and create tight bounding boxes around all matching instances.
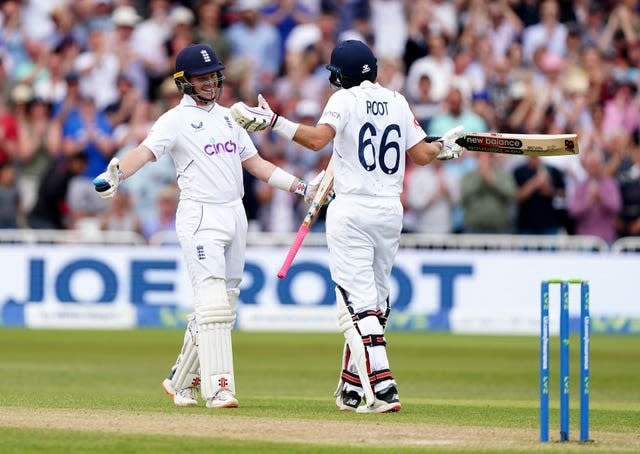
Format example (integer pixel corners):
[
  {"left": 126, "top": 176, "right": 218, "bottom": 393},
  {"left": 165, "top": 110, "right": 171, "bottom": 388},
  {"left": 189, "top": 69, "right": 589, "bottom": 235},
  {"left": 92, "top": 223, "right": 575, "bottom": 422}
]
[
  {"left": 162, "top": 378, "right": 198, "bottom": 407},
  {"left": 355, "top": 386, "right": 401, "bottom": 414},
  {"left": 206, "top": 389, "right": 239, "bottom": 408}
]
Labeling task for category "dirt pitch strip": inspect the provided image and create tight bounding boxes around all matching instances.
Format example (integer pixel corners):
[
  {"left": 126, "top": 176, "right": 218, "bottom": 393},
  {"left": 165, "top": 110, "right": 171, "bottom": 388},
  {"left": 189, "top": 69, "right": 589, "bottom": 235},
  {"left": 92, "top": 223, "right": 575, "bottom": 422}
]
[{"left": 1, "top": 407, "right": 639, "bottom": 452}]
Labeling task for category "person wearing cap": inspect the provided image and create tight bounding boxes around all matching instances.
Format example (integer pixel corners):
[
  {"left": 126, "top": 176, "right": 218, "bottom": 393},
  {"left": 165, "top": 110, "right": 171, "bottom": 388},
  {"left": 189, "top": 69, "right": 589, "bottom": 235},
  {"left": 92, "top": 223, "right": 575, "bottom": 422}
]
[
  {"left": 225, "top": 0, "right": 281, "bottom": 92},
  {"left": 230, "top": 39, "right": 465, "bottom": 413},
  {"left": 92, "top": 44, "right": 324, "bottom": 409},
  {"left": 110, "top": 5, "right": 147, "bottom": 100}
]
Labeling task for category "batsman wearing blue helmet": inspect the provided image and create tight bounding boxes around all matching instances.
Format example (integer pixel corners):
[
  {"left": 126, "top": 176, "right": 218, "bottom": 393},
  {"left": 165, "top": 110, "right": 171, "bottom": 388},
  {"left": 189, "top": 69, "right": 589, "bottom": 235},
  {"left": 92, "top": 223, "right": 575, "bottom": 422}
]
[
  {"left": 93, "top": 44, "right": 324, "bottom": 409},
  {"left": 231, "top": 40, "right": 466, "bottom": 413}
]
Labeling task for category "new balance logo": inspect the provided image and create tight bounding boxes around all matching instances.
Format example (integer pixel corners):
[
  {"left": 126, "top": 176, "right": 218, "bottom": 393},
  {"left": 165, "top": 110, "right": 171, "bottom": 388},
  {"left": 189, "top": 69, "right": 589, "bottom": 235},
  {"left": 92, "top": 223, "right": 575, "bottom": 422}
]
[{"left": 201, "top": 50, "right": 211, "bottom": 62}]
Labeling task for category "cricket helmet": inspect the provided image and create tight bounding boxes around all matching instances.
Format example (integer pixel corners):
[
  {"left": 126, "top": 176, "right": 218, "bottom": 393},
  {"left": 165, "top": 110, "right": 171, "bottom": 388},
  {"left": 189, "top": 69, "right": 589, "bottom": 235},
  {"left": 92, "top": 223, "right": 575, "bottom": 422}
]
[
  {"left": 173, "top": 44, "right": 225, "bottom": 101},
  {"left": 326, "top": 40, "right": 377, "bottom": 89}
]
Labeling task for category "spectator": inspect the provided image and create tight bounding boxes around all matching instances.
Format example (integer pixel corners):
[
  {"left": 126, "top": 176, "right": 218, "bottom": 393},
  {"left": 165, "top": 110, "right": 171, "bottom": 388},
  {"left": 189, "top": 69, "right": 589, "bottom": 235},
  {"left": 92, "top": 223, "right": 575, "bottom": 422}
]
[
  {"left": 130, "top": 0, "right": 171, "bottom": 100},
  {"left": 616, "top": 133, "right": 640, "bottom": 237},
  {"left": 141, "top": 184, "right": 178, "bottom": 242},
  {"left": 104, "top": 73, "right": 141, "bottom": 128},
  {"left": 0, "top": 94, "right": 19, "bottom": 166},
  {"left": 602, "top": 80, "right": 640, "bottom": 139},
  {"left": 110, "top": 5, "right": 148, "bottom": 100},
  {"left": 33, "top": 45, "right": 73, "bottom": 105},
  {"left": 15, "top": 94, "right": 59, "bottom": 214},
  {"left": 274, "top": 40, "right": 326, "bottom": 111},
  {"left": 66, "top": 170, "right": 108, "bottom": 233},
  {"left": 376, "top": 56, "right": 405, "bottom": 92},
  {"left": 461, "top": 153, "right": 517, "bottom": 234},
  {"left": 112, "top": 101, "right": 175, "bottom": 227},
  {"left": 513, "top": 156, "right": 566, "bottom": 235},
  {"left": 255, "top": 152, "right": 299, "bottom": 232},
  {"left": 165, "top": 6, "right": 197, "bottom": 70},
  {"left": 263, "top": 0, "right": 315, "bottom": 57},
  {"left": 568, "top": 151, "right": 621, "bottom": 243},
  {"left": 194, "top": 0, "right": 232, "bottom": 64},
  {"left": 411, "top": 73, "right": 438, "bottom": 130},
  {"left": 402, "top": 0, "right": 430, "bottom": 73},
  {"left": 370, "top": 0, "right": 406, "bottom": 59},
  {"left": 406, "top": 159, "right": 459, "bottom": 234},
  {"left": 47, "top": 5, "right": 87, "bottom": 53},
  {"left": 61, "top": 94, "right": 117, "bottom": 178},
  {"left": 428, "top": 86, "right": 489, "bottom": 136},
  {"left": 521, "top": 0, "right": 568, "bottom": 65},
  {"left": 0, "top": 160, "right": 21, "bottom": 228},
  {"left": 73, "top": 26, "right": 120, "bottom": 111},
  {"left": 100, "top": 188, "right": 142, "bottom": 235},
  {"left": 405, "top": 30, "right": 453, "bottom": 104},
  {"left": 27, "top": 152, "right": 88, "bottom": 229},
  {"left": 225, "top": 0, "right": 282, "bottom": 94}
]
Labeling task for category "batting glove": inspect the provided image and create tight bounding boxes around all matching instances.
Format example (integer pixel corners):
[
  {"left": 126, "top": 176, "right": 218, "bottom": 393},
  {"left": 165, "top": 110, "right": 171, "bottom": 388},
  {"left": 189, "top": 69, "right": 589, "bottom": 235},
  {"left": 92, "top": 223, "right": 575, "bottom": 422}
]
[
  {"left": 302, "top": 170, "right": 325, "bottom": 205},
  {"left": 230, "top": 94, "right": 278, "bottom": 132},
  {"left": 92, "top": 157, "right": 122, "bottom": 199},
  {"left": 230, "top": 94, "right": 299, "bottom": 139},
  {"left": 436, "top": 125, "right": 465, "bottom": 160}
]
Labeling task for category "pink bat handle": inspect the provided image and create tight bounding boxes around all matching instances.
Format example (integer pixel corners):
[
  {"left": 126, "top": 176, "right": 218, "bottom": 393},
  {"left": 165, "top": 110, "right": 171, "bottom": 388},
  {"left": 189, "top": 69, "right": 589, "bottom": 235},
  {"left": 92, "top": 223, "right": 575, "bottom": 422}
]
[{"left": 278, "top": 224, "right": 310, "bottom": 279}]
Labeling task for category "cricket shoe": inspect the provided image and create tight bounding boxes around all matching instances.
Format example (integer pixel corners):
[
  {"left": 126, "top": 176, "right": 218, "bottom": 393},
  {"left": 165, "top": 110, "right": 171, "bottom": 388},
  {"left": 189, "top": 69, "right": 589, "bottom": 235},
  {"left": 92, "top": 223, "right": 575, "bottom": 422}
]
[
  {"left": 355, "top": 386, "right": 401, "bottom": 413},
  {"left": 162, "top": 378, "right": 198, "bottom": 407},
  {"left": 206, "top": 389, "right": 239, "bottom": 408},
  {"left": 335, "top": 389, "right": 362, "bottom": 412}
]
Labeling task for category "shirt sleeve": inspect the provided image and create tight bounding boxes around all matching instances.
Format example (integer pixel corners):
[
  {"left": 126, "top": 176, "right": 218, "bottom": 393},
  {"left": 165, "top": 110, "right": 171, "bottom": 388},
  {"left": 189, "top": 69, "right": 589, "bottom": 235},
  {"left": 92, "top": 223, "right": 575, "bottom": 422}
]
[
  {"left": 402, "top": 95, "right": 427, "bottom": 149},
  {"left": 236, "top": 127, "right": 259, "bottom": 162},
  {"left": 141, "top": 111, "right": 176, "bottom": 160},
  {"left": 318, "top": 91, "right": 347, "bottom": 134}
]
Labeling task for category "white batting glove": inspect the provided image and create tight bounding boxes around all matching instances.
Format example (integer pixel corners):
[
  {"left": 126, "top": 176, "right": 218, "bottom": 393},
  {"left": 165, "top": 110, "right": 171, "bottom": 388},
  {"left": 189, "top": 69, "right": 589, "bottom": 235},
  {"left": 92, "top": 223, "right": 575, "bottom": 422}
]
[
  {"left": 436, "top": 125, "right": 465, "bottom": 160},
  {"left": 302, "top": 170, "right": 325, "bottom": 205},
  {"left": 231, "top": 94, "right": 299, "bottom": 140},
  {"left": 92, "top": 157, "right": 122, "bottom": 199},
  {"left": 230, "top": 94, "right": 276, "bottom": 132}
]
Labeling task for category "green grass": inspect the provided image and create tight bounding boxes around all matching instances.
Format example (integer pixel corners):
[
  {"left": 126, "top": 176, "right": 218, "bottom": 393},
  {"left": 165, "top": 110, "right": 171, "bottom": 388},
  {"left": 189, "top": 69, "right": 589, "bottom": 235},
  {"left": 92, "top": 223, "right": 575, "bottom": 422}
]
[{"left": 0, "top": 329, "right": 639, "bottom": 452}]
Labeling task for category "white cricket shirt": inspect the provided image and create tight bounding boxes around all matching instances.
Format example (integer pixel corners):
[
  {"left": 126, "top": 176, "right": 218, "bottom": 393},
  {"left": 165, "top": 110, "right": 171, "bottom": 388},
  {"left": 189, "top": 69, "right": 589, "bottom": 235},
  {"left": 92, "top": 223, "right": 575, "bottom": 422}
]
[
  {"left": 318, "top": 81, "right": 426, "bottom": 198},
  {"left": 142, "top": 95, "right": 258, "bottom": 204}
]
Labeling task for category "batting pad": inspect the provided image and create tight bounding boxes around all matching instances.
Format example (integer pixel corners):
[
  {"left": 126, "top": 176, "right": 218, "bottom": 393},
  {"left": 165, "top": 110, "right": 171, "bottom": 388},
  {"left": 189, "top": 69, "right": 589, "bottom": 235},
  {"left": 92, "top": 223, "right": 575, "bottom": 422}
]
[
  {"left": 336, "top": 287, "right": 375, "bottom": 407},
  {"left": 195, "top": 278, "right": 236, "bottom": 400},
  {"left": 170, "top": 313, "right": 200, "bottom": 390}
]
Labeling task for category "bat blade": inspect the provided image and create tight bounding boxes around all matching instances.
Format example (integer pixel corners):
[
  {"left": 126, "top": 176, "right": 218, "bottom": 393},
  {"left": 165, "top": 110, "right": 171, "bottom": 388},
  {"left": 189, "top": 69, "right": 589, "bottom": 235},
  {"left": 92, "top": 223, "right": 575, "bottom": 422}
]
[
  {"left": 277, "top": 156, "right": 335, "bottom": 279},
  {"left": 426, "top": 133, "right": 580, "bottom": 156}
]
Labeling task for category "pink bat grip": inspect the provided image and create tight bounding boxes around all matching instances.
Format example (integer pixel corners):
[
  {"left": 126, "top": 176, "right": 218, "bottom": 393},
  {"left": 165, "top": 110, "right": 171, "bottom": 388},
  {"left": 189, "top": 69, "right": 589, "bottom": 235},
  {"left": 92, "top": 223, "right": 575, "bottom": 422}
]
[{"left": 277, "top": 224, "right": 310, "bottom": 279}]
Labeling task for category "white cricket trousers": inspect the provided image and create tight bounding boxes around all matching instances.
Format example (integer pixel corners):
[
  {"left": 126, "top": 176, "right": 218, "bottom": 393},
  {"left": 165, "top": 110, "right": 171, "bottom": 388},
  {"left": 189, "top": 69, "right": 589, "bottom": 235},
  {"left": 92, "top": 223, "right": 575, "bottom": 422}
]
[
  {"left": 175, "top": 198, "right": 247, "bottom": 289},
  {"left": 326, "top": 194, "right": 403, "bottom": 313}
]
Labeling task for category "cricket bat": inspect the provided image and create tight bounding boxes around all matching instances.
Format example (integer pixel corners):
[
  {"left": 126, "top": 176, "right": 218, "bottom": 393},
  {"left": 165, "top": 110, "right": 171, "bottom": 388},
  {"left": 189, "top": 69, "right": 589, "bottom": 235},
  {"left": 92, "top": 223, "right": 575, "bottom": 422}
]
[
  {"left": 277, "top": 156, "right": 335, "bottom": 279},
  {"left": 426, "top": 133, "right": 579, "bottom": 156}
]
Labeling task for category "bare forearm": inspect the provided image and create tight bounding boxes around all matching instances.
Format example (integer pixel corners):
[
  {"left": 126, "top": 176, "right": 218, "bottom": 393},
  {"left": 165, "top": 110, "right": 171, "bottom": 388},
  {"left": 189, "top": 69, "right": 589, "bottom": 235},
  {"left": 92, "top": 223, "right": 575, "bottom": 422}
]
[{"left": 117, "top": 145, "right": 155, "bottom": 181}]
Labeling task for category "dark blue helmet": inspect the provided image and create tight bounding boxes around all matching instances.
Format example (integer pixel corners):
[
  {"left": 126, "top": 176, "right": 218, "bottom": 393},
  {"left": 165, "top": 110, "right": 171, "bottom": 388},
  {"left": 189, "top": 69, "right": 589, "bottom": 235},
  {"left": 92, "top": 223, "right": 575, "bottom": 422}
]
[
  {"left": 173, "top": 44, "right": 225, "bottom": 100},
  {"left": 326, "top": 40, "right": 377, "bottom": 89}
]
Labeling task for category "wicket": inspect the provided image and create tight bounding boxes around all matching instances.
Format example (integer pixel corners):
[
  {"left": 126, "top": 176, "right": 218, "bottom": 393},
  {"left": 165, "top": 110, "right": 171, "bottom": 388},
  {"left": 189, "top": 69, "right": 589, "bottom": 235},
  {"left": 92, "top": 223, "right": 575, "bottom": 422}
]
[{"left": 539, "top": 279, "right": 590, "bottom": 443}]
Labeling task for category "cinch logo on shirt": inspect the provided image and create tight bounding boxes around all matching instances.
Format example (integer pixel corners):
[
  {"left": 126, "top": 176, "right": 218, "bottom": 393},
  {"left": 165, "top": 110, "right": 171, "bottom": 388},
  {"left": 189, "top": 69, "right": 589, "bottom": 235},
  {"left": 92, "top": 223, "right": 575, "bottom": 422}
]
[
  {"left": 322, "top": 111, "right": 341, "bottom": 119},
  {"left": 204, "top": 139, "right": 238, "bottom": 155}
]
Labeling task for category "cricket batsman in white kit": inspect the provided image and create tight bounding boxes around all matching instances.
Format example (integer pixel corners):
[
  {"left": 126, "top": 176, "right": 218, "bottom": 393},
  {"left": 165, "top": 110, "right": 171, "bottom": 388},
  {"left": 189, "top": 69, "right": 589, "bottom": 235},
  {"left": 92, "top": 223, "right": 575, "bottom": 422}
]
[
  {"left": 92, "top": 44, "right": 323, "bottom": 408},
  {"left": 230, "top": 40, "right": 466, "bottom": 413}
]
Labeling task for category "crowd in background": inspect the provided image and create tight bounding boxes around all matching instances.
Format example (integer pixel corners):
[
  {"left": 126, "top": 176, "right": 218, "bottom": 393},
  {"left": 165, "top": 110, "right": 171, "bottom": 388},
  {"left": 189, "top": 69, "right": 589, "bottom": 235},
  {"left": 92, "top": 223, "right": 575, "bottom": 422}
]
[{"left": 0, "top": 0, "right": 639, "bottom": 245}]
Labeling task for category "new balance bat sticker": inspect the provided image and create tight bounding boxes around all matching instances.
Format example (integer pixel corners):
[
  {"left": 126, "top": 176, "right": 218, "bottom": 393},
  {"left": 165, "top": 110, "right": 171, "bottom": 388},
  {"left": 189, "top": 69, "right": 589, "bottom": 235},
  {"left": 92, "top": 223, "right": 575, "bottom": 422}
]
[
  {"left": 277, "top": 156, "right": 335, "bottom": 279},
  {"left": 426, "top": 133, "right": 579, "bottom": 156}
]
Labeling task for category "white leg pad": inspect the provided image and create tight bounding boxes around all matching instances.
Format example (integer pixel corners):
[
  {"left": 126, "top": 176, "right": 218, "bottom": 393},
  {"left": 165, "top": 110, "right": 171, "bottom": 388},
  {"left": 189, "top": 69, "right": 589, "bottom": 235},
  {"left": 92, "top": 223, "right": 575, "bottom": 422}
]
[
  {"left": 170, "top": 313, "right": 201, "bottom": 390},
  {"left": 195, "top": 278, "right": 236, "bottom": 400},
  {"left": 336, "top": 287, "right": 375, "bottom": 407},
  {"left": 334, "top": 340, "right": 348, "bottom": 397}
]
